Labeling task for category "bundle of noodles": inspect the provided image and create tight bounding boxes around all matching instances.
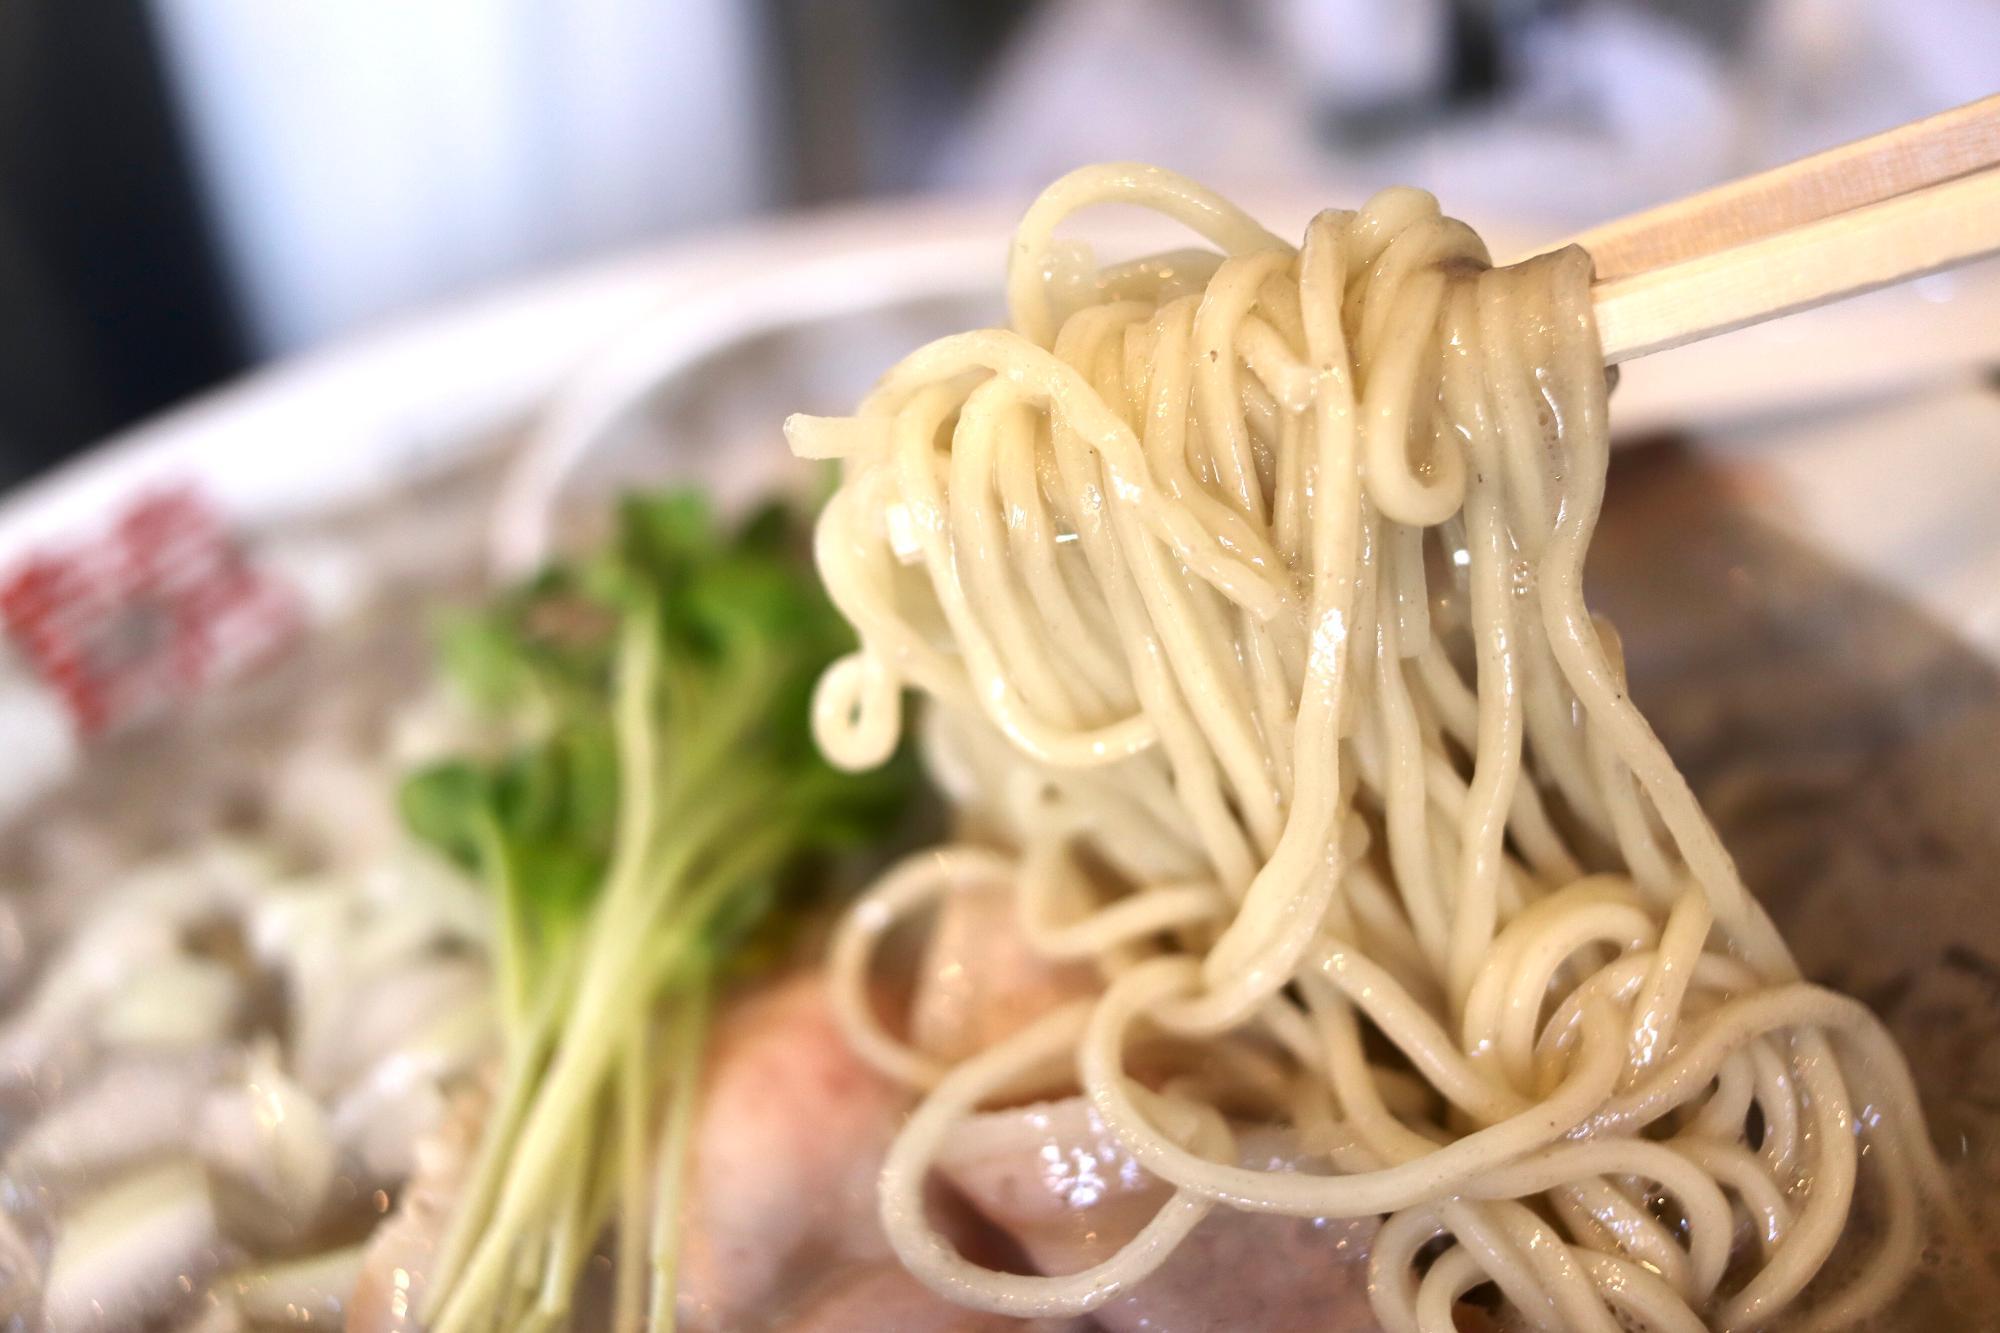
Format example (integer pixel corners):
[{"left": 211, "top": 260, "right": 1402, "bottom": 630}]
[{"left": 786, "top": 164, "right": 1958, "bottom": 1332}]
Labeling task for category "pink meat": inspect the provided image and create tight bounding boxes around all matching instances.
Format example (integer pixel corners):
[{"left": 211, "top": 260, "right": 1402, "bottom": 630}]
[
  {"left": 911, "top": 888, "right": 1097, "bottom": 1064},
  {"left": 939, "top": 1098, "right": 1380, "bottom": 1333},
  {"left": 676, "top": 973, "right": 913, "bottom": 1330}
]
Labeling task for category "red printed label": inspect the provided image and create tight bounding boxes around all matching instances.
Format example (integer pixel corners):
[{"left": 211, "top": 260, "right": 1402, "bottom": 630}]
[{"left": 0, "top": 488, "right": 301, "bottom": 736}]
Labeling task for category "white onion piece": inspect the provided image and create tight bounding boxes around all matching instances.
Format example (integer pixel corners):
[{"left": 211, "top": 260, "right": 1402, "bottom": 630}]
[
  {"left": 329, "top": 995, "right": 491, "bottom": 1182},
  {"left": 43, "top": 1160, "right": 222, "bottom": 1333},
  {"left": 0, "top": 917, "right": 177, "bottom": 1078},
  {"left": 95, "top": 957, "right": 241, "bottom": 1050},
  {"left": 0, "top": 1210, "right": 40, "bottom": 1322},
  {"left": 214, "top": 1244, "right": 365, "bottom": 1327},
  {"left": 0, "top": 843, "right": 276, "bottom": 1079},
  {"left": 95, "top": 844, "right": 277, "bottom": 929},
  {"left": 269, "top": 743, "right": 404, "bottom": 868},
  {"left": 7, "top": 1056, "right": 214, "bottom": 1191},
  {"left": 197, "top": 1044, "right": 337, "bottom": 1239},
  {"left": 354, "top": 853, "right": 488, "bottom": 953},
  {"left": 296, "top": 959, "right": 485, "bottom": 1098}
]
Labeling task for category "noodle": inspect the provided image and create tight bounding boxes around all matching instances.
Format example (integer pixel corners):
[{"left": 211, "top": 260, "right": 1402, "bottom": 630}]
[{"left": 790, "top": 163, "right": 1957, "bottom": 1331}]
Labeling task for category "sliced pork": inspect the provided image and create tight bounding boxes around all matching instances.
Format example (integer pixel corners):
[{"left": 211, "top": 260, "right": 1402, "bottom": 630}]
[
  {"left": 676, "top": 973, "right": 913, "bottom": 1330},
  {"left": 940, "top": 1099, "right": 1379, "bottom": 1333}
]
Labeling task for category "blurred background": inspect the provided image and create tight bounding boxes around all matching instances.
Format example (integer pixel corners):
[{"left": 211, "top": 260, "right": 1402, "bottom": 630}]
[{"left": 1, "top": 0, "right": 1992, "bottom": 488}]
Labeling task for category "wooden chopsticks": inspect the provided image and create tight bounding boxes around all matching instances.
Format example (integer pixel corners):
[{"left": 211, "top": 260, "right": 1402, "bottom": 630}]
[{"left": 1582, "top": 93, "right": 2000, "bottom": 364}]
